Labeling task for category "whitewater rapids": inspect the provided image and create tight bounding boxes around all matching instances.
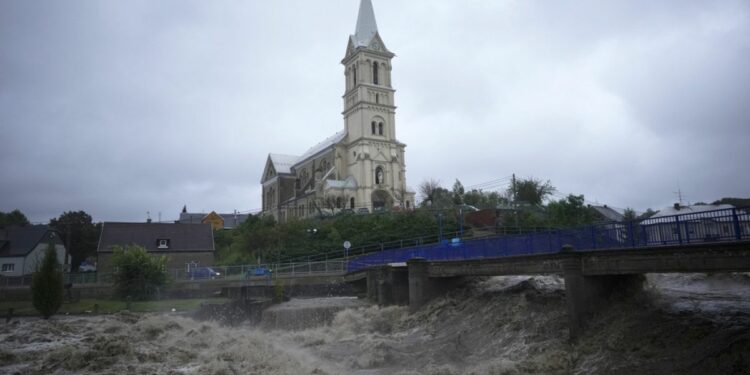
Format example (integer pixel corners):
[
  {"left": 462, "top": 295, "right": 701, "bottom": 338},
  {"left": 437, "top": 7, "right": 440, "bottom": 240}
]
[{"left": 2, "top": 274, "right": 749, "bottom": 374}]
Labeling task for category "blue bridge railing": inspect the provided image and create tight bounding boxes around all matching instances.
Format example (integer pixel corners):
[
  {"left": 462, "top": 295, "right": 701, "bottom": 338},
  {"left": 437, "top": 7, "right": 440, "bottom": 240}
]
[{"left": 347, "top": 206, "right": 750, "bottom": 273}]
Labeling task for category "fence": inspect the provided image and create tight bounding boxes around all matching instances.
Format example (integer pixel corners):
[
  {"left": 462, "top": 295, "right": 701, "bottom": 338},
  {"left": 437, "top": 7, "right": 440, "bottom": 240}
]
[
  {"left": 1, "top": 260, "right": 348, "bottom": 288},
  {"left": 347, "top": 207, "right": 750, "bottom": 272},
  {"left": 3, "top": 207, "right": 747, "bottom": 288}
]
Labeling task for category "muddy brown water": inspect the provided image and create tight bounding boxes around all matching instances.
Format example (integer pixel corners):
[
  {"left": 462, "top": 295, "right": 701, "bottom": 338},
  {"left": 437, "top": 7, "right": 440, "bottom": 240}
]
[{"left": 1, "top": 274, "right": 749, "bottom": 374}]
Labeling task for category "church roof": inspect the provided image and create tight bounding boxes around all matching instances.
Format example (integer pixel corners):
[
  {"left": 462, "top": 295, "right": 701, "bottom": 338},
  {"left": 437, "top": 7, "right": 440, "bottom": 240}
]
[
  {"left": 269, "top": 153, "right": 299, "bottom": 174},
  {"left": 294, "top": 130, "right": 346, "bottom": 167},
  {"left": 352, "top": 0, "right": 379, "bottom": 48}
]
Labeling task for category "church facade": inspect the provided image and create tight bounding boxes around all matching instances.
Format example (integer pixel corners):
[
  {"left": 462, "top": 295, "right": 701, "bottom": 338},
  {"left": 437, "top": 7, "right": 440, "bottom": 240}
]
[{"left": 261, "top": 0, "right": 415, "bottom": 222}]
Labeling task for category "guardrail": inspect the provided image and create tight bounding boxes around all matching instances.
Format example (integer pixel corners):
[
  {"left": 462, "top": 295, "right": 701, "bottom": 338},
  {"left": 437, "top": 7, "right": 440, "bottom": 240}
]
[
  {"left": 1, "top": 260, "right": 348, "bottom": 288},
  {"left": 4, "top": 207, "right": 746, "bottom": 288},
  {"left": 347, "top": 207, "right": 750, "bottom": 272}
]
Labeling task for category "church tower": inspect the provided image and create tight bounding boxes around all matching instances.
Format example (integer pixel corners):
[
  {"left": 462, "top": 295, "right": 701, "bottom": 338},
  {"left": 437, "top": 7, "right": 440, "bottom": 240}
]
[
  {"left": 261, "top": 0, "right": 414, "bottom": 221},
  {"left": 340, "top": 0, "right": 412, "bottom": 210}
]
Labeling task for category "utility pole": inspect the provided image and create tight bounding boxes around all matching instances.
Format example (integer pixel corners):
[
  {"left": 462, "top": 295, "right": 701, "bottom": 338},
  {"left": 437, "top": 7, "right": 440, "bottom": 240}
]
[
  {"left": 66, "top": 222, "right": 72, "bottom": 272},
  {"left": 512, "top": 173, "right": 519, "bottom": 232}
]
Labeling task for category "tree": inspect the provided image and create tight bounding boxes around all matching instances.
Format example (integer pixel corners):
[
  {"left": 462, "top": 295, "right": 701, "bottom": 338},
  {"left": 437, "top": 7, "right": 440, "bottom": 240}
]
[
  {"left": 452, "top": 179, "right": 465, "bottom": 205},
  {"left": 464, "top": 189, "right": 506, "bottom": 209},
  {"left": 0, "top": 209, "right": 30, "bottom": 228},
  {"left": 49, "top": 211, "right": 100, "bottom": 271},
  {"left": 623, "top": 208, "right": 637, "bottom": 221},
  {"left": 712, "top": 197, "right": 750, "bottom": 207},
  {"left": 639, "top": 208, "right": 658, "bottom": 220},
  {"left": 31, "top": 244, "right": 64, "bottom": 319},
  {"left": 546, "top": 194, "right": 594, "bottom": 227},
  {"left": 111, "top": 245, "right": 168, "bottom": 300},
  {"left": 418, "top": 179, "right": 442, "bottom": 206},
  {"left": 509, "top": 178, "right": 556, "bottom": 206}
]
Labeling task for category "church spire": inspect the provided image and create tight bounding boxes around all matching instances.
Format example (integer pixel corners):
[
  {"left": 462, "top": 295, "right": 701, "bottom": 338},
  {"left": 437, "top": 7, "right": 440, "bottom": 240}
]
[{"left": 353, "top": 0, "right": 379, "bottom": 47}]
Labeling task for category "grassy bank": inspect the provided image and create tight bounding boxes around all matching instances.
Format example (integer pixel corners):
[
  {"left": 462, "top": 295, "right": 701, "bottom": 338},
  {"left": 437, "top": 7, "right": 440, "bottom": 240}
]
[{"left": 0, "top": 297, "right": 229, "bottom": 316}]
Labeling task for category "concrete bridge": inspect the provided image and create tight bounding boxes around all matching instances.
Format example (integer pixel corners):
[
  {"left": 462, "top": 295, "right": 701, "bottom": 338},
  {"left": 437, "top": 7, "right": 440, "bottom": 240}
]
[
  {"left": 192, "top": 206, "right": 750, "bottom": 338},
  {"left": 350, "top": 240, "right": 750, "bottom": 339}
]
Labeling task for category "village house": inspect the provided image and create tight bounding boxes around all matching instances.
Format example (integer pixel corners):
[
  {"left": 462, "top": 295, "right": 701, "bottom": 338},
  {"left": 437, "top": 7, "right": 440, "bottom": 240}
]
[
  {"left": 96, "top": 222, "right": 215, "bottom": 273},
  {"left": 0, "top": 225, "right": 68, "bottom": 277},
  {"left": 641, "top": 204, "right": 749, "bottom": 244},
  {"left": 178, "top": 206, "right": 249, "bottom": 230}
]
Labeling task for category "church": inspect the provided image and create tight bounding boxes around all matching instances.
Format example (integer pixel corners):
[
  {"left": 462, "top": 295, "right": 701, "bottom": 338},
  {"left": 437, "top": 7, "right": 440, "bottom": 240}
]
[{"left": 261, "top": 0, "right": 415, "bottom": 222}]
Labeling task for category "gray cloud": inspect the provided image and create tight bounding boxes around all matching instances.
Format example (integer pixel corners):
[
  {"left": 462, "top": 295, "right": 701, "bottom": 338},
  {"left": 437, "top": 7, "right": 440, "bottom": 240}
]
[{"left": 1, "top": 0, "right": 748, "bottom": 223}]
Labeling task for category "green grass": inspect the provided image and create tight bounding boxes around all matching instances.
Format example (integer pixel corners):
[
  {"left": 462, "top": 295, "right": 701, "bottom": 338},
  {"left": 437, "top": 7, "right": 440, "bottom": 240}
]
[{"left": 0, "top": 297, "right": 229, "bottom": 316}]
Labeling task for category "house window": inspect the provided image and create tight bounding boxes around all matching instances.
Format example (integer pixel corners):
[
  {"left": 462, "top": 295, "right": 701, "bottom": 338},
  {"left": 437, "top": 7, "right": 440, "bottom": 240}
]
[
  {"left": 157, "top": 239, "right": 170, "bottom": 249},
  {"left": 336, "top": 197, "right": 342, "bottom": 209},
  {"left": 373, "top": 62, "right": 379, "bottom": 85},
  {"left": 2, "top": 263, "right": 15, "bottom": 272},
  {"left": 350, "top": 197, "right": 355, "bottom": 209}
]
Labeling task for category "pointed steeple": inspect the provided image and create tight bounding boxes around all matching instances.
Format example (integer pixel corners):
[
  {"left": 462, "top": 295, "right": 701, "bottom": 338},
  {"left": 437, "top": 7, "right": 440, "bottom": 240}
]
[{"left": 352, "top": 0, "right": 379, "bottom": 47}]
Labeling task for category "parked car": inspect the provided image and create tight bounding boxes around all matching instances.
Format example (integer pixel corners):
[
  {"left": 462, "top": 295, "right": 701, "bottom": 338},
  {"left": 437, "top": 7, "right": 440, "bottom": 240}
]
[
  {"left": 245, "top": 267, "right": 272, "bottom": 279},
  {"left": 187, "top": 267, "right": 221, "bottom": 280},
  {"left": 78, "top": 261, "right": 97, "bottom": 273}
]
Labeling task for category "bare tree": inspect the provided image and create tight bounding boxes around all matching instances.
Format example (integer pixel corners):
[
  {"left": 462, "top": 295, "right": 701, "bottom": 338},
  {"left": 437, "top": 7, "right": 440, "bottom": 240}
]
[{"left": 418, "top": 179, "right": 441, "bottom": 205}]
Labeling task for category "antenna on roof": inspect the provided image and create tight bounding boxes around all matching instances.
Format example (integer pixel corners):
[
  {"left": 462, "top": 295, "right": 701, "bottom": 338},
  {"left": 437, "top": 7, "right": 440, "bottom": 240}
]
[
  {"left": 146, "top": 211, "right": 151, "bottom": 223},
  {"left": 673, "top": 188, "right": 684, "bottom": 206}
]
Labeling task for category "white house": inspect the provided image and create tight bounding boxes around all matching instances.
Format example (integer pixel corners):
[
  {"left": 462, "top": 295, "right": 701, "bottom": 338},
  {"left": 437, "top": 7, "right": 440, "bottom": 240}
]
[
  {"left": 640, "top": 204, "right": 748, "bottom": 244},
  {"left": 0, "top": 225, "right": 68, "bottom": 277}
]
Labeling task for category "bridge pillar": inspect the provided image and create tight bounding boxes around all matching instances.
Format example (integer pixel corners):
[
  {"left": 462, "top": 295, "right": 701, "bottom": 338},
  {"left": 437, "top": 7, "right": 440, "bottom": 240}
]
[
  {"left": 408, "top": 258, "right": 430, "bottom": 313},
  {"left": 366, "top": 268, "right": 381, "bottom": 301},
  {"left": 365, "top": 266, "right": 409, "bottom": 306},
  {"left": 408, "top": 258, "right": 462, "bottom": 313},
  {"left": 561, "top": 248, "right": 644, "bottom": 340}
]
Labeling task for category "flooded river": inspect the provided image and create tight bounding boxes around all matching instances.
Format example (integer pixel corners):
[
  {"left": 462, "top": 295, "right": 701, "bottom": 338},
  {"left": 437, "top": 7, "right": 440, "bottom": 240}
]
[{"left": 2, "top": 274, "right": 749, "bottom": 374}]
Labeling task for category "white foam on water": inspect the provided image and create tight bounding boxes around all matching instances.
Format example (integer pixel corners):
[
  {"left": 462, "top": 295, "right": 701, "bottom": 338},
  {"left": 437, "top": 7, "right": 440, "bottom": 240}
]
[{"left": 2, "top": 274, "right": 750, "bottom": 374}]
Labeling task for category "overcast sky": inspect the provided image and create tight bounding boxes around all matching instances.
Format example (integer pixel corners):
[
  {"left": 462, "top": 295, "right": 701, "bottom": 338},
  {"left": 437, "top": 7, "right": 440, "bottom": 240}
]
[{"left": 2, "top": 0, "right": 748, "bottom": 223}]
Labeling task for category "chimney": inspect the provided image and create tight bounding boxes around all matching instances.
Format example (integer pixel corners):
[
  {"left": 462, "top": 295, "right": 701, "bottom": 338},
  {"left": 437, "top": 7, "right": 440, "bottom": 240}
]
[{"left": 673, "top": 203, "right": 681, "bottom": 210}]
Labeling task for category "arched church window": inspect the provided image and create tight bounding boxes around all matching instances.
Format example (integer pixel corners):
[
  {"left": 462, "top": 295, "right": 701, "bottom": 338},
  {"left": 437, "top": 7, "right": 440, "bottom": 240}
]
[
  {"left": 378, "top": 122, "right": 384, "bottom": 135},
  {"left": 350, "top": 197, "right": 355, "bottom": 209},
  {"left": 375, "top": 93, "right": 379, "bottom": 104},
  {"left": 352, "top": 65, "right": 357, "bottom": 85},
  {"left": 373, "top": 62, "right": 379, "bottom": 85},
  {"left": 375, "top": 166, "right": 384, "bottom": 185},
  {"left": 371, "top": 121, "right": 376, "bottom": 135}
]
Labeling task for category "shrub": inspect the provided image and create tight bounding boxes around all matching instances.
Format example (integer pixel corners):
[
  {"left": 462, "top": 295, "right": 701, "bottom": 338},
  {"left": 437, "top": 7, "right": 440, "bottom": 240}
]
[
  {"left": 31, "top": 244, "right": 64, "bottom": 319},
  {"left": 111, "top": 245, "right": 168, "bottom": 300}
]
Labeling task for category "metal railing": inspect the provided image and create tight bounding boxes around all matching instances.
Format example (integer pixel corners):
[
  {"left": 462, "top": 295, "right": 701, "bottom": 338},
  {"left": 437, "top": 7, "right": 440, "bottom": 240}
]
[
  {"left": 347, "top": 207, "right": 750, "bottom": 272},
  {"left": 3, "top": 207, "right": 746, "bottom": 288},
  {"left": 1, "top": 260, "right": 348, "bottom": 288}
]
